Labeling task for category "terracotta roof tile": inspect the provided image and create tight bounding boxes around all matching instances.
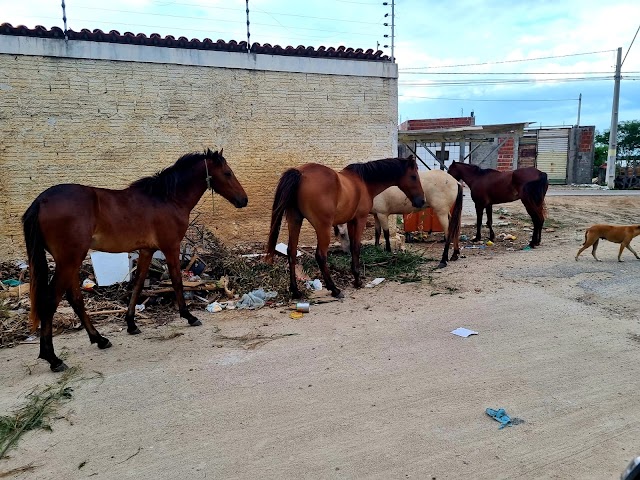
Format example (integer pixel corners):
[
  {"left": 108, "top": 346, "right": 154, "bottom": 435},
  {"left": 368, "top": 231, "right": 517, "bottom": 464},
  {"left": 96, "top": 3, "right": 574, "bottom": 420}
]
[{"left": 0, "top": 23, "right": 389, "bottom": 61}]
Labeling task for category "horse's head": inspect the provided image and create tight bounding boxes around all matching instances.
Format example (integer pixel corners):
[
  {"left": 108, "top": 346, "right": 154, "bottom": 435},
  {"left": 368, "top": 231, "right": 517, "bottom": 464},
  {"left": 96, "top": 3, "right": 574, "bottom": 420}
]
[
  {"left": 447, "top": 161, "right": 462, "bottom": 180},
  {"left": 396, "top": 155, "right": 426, "bottom": 209},
  {"left": 205, "top": 148, "right": 248, "bottom": 208}
]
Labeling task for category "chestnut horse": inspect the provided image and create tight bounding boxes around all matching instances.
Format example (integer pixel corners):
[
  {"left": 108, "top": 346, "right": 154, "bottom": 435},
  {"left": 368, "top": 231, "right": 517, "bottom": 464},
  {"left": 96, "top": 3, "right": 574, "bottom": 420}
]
[
  {"left": 23, "top": 149, "right": 248, "bottom": 372},
  {"left": 447, "top": 161, "right": 548, "bottom": 247},
  {"left": 266, "top": 156, "right": 425, "bottom": 299}
]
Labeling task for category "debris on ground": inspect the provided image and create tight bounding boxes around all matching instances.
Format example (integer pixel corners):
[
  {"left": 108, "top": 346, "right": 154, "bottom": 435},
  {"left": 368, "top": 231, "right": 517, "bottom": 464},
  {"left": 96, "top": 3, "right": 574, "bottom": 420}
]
[{"left": 451, "top": 327, "right": 478, "bottom": 338}]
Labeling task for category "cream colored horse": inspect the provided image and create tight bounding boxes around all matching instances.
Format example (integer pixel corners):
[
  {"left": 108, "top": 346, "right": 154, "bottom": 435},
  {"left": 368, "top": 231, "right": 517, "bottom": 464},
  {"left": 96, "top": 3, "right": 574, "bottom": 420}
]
[{"left": 337, "top": 170, "right": 463, "bottom": 267}]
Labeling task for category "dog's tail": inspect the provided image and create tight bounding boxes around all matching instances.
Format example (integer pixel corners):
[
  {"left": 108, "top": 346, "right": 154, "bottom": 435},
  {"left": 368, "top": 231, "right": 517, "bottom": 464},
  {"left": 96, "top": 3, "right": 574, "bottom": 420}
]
[{"left": 266, "top": 168, "right": 302, "bottom": 262}]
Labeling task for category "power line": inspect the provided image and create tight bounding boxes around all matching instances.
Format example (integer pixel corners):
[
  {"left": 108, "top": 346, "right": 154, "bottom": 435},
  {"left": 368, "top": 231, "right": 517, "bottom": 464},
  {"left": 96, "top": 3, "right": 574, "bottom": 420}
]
[
  {"left": 146, "top": 2, "right": 383, "bottom": 25},
  {"left": 398, "top": 95, "right": 578, "bottom": 102},
  {"left": 401, "top": 71, "right": 633, "bottom": 75},
  {"left": 399, "top": 49, "right": 617, "bottom": 70},
  {"left": 399, "top": 76, "right": 616, "bottom": 86},
  {"left": 622, "top": 24, "right": 640, "bottom": 66}
]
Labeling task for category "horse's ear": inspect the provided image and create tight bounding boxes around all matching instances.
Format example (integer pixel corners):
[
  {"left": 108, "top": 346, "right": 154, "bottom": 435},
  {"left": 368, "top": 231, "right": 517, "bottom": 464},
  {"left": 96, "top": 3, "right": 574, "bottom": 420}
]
[{"left": 219, "top": 147, "right": 223, "bottom": 157}]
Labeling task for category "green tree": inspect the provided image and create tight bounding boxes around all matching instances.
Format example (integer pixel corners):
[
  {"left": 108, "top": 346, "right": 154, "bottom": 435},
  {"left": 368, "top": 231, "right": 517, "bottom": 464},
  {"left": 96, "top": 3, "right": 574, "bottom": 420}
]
[{"left": 594, "top": 120, "right": 640, "bottom": 177}]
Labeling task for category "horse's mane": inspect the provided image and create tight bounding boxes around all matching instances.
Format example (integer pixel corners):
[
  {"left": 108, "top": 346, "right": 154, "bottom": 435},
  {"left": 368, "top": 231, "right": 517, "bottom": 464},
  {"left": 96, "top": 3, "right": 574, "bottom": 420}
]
[
  {"left": 344, "top": 157, "right": 410, "bottom": 183},
  {"left": 130, "top": 149, "right": 223, "bottom": 200},
  {"left": 458, "top": 162, "right": 497, "bottom": 176}
]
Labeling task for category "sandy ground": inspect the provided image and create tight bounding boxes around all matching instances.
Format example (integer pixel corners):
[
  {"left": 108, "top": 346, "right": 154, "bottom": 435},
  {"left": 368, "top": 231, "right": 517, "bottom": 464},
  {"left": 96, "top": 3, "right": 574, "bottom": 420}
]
[{"left": 2, "top": 191, "right": 640, "bottom": 479}]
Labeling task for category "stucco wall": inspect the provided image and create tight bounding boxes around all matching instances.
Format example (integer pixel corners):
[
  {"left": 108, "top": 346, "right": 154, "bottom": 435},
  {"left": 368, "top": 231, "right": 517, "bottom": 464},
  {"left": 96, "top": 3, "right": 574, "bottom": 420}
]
[{"left": 0, "top": 37, "right": 398, "bottom": 259}]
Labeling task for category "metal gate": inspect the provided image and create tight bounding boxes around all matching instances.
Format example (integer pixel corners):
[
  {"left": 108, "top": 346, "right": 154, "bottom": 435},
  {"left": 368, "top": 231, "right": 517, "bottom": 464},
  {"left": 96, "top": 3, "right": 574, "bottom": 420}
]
[{"left": 537, "top": 129, "right": 569, "bottom": 184}]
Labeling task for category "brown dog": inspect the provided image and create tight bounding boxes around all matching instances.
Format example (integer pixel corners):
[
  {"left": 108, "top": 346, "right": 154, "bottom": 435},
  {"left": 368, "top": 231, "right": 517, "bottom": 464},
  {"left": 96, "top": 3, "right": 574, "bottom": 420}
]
[{"left": 575, "top": 224, "right": 640, "bottom": 262}]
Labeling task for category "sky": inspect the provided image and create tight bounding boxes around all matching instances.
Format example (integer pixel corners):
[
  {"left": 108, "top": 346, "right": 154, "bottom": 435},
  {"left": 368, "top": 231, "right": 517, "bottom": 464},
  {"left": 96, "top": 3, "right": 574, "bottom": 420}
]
[{"left": 2, "top": 0, "right": 640, "bottom": 133}]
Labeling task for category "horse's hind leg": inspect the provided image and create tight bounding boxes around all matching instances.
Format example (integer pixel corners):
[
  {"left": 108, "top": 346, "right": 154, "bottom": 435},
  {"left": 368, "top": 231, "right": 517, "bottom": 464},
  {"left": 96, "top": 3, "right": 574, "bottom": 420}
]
[
  {"left": 591, "top": 239, "right": 601, "bottom": 261},
  {"left": 315, "top": 224, "right": 342, "bottom": 298},
  {"left": 164, "top": 246, "right": 201, "bottom": 326},
  {"left": 473, "top": 204, "right": 484, "bottom": 242},
  {"left": 374, "top": 215, "right": 382, "bottom": 248},
  {"left": 124, "top": 249, "right": 153, "bottom": 334},
  {"left": 347, "top": 218, "right": 366, "bottom": 288},
  {"left": 286, "top": 210, "right": 304, "bottom": 299},
  {"left": 377, "top": 214, "right": 392, "bottom": 252},
  {"left": 485, "top": 206, "right": 495, "bottom": 241},
  {"left": 66, "top": 274, "right": 111, "bottom": 350},
  {"left": 522, "top": 199, "right": 544, "bottom": 247},
  {"left": 37, "top": 271, "right": 67, "bottom": 372}
]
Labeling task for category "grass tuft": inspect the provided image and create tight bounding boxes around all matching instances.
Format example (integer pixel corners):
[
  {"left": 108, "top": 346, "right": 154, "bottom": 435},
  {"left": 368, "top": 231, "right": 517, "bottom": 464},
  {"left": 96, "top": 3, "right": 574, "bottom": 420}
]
[{"left": 0, "top": 367, "right": 81, "bottom": 459}]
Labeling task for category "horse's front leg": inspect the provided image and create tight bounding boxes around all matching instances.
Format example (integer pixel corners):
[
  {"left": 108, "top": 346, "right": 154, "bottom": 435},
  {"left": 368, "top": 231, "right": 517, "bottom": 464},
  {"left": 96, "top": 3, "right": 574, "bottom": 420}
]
[
  {"left": 473, "top": 203, "right": 484, "bottom": 242},
  {"left": 486, "top": 206, "right": 495, "bottom": 241},
  {"left": 315, "top": 225, "right": 342, "bottom": 298},
  {"left": 124, "top": 249, "right": 153, "bottom": 334},
  {"left": 164, "top": 247, "right": 201, "bottom": 326},
  {"left": 347, "top": 218, "right": 366, "bottom": 288}
]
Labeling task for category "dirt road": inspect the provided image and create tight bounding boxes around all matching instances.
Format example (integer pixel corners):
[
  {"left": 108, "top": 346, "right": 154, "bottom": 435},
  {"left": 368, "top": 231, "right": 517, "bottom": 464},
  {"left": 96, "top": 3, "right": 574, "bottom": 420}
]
[{"left": 1, "top": 192, "right": 640, "bottom": 479}]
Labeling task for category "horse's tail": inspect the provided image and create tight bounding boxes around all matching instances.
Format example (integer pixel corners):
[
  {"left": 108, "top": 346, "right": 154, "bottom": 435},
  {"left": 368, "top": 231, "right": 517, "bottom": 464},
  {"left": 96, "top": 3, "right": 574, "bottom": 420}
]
[
  {"left": 524, "top": 171, "right": 549, "bottom": 219},
  {"left": 266, "top": 168, "right": 302, "bottom": 262},
  {"left": 22, "top": 200, "right": 49, "bottom": 332},
  {"left": 447, "top": 183, "right": 463, "bottom": 246}
]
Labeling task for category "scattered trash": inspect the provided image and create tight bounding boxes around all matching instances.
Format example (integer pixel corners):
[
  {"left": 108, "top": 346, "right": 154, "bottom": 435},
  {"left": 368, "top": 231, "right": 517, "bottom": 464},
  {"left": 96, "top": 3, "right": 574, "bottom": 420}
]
[
  {"left": 295, "top": 302, "right": 310, "bottom": 313},
  {"left": 81, "top": 278, "right": 96, "bottom": 291},
  {"left": 496, "top": 207, "right": 509, "bottom": 215},
  {"left": 16, "top": 262, "right": 28, "bottom": 270},
  {"left": 451, "top": 327, "right": 478, "bottom": 338},
  {"left": 459, "top": 234, "right": 469, "bottom": 241},
  {"left": 522, "top": 245, "right": 532, "bottom": 251},
  {"left": 497, "top": 233, "right": 517, "bottom": 241},
  {"left": 486, "top": 240, "right": 494, "bottom": 246},
  {"left": 90, "top": 251, "right": 130, "bottom": 286},
  {"left": 206, "top": 301, "right": 224, "bottom": 313},
  {"left": 236, "top": 289, "right": 277, "bottom": 309},
  {"left": 305, "top": 279, "right": 323, "bottom": 291},
  {"left": 275, "top": 242, "right": 302, "bottom": 257},
  {"left": 289, "top": 311, "right": 304, "bottom": 319},
  {"left": 365, "top": 277, "right": 385, "bottom": 288},
  {"left": 485, "top": 408, "right": 524, "bottom": 429},
  {"left": 462, "top": 245, "right": 486, "bottom": 250},
  {"left": 134, "top": 304, "right": 145, "bottom": 312},
  {"left": 1, "top": 279, "right": 21, "bottom": 287}
]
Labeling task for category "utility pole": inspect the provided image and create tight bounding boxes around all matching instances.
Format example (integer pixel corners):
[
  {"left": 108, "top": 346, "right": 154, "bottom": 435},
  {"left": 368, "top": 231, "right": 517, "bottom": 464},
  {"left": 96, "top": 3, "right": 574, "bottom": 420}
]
[
  {"left": 606, "top": 47, "right": 622, "bottom": 189},
  {"left": 576, "top": 93, "right": 582, "bottom": 126}
]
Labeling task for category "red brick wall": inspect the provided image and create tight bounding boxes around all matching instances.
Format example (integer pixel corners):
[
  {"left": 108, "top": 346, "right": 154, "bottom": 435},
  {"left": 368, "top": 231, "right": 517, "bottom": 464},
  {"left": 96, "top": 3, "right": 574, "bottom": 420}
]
[
  {"left": 399, "top": 116, "right": 475, "bottom": 131},
  {"left": 497, "top": 137, "right": 514, "bottom": 171},
  {"left": 578, "top": 126, "right": 594, "bottom": 153}
]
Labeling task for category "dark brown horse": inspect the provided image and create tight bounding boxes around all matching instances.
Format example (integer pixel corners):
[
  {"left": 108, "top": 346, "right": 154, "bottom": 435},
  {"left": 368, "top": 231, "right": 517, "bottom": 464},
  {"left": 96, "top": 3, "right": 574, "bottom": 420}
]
[
  {"left": 447, "top": 161, "right": 548, "bottom": 247},
  {"left": 266, "top": 156, "right": 425, "bottom": 299},
  {"left": 23, "top": 148, "right": 248, "bottom": 372}
]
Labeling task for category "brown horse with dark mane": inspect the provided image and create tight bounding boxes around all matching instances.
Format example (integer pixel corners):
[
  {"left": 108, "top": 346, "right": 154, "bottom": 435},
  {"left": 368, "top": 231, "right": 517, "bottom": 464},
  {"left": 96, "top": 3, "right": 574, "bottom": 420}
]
[
  {"left": 447, "top": 161, "right": 548, "bottom": 247},
  {"left": 23, "top": 148, "right": 248, "bottom": 372},
  {"left": 266, "top": 156, "right": 425, "bottom": 299}
]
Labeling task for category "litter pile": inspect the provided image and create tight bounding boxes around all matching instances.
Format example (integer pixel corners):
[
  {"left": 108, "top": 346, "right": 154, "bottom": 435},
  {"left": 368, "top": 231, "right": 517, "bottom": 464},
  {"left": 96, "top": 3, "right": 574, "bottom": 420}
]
[{"left": 1, "top": 222, "right": 431, "bottom": 347}]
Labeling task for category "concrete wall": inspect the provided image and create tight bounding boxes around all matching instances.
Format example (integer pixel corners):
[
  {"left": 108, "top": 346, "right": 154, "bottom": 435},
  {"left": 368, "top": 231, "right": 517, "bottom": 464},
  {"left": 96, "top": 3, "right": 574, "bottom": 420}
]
[
  {"left": 567, "top": 126, "right": 595, "bottom": 184},
  {"left": 0, "top": 36, "right": 398, "bottom": 259}
]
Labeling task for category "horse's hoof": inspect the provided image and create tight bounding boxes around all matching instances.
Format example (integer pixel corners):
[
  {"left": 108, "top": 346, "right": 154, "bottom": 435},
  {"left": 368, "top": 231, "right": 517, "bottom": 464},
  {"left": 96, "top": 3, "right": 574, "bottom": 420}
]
[
  {"left": 471, "top": 237, "right": 481, "bottom": 242},
  {"left": 331, "top": 290, "right": 344, "bottom": 299},
  {"left": 353, "top": 281, "right": 363, "bottom": 289},
  {"left": 128, "top": 327, "right": 142, "bottom": 335},
  {"left": 189, "top": 319, "right": 202, "bottom": 327},
  {"left": 291, "top": 290, "right": 303, "bottom": 300},
  {"left": 437, "top": 262, "right": 447, "bottom": 269},
  {"left": 98, "top": 338, "right": 112, "bottom": 349},
  {"left": 51, "top": 361, "right": 69, "bottom": 373}
]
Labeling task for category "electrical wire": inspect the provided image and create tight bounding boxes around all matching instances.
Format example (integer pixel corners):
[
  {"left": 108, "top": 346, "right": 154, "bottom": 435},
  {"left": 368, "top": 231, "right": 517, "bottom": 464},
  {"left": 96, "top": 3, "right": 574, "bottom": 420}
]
[
  {"left": 398, "top": 95, "right": 578, "bottom": 102},
  {"left": 622, "top": 24, "right": 640, "bottom": 66},
  {"left": 398, "top": 94, "right": 578, "bottom": 102},
  {"left": 399, "top": 49, "right": 617, "bottom": 70}
]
